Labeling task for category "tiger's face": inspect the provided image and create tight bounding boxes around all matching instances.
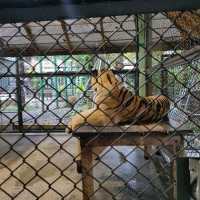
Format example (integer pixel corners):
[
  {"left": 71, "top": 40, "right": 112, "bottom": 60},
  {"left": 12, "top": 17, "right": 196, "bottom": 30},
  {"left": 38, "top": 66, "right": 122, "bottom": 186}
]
[{"left": 90, "top": 69, "right": 120, "bottom": 93}]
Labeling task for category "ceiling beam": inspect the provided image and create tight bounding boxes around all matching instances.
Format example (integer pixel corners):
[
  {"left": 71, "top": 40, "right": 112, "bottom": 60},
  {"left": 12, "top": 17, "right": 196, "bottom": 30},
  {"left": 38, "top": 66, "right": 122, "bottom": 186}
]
[
  {"left": 0, "top": 40, "right": 181, "bottom": 57},
  {"left": 60, "top": 20, "right": 73, "bottom": 52},
  {"left": 22, "top": 23, "right": 41, "bottom": 53}
]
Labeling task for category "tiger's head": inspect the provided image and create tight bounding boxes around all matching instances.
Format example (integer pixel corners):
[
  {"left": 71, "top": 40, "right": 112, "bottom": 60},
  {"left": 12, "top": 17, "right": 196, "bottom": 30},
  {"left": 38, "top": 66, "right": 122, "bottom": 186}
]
[
  {"left": 90, "top": 68, "right": 122, "bottom": 106},
  {"left": 90, "top": 69, "right": 120, "bottom": 94}
]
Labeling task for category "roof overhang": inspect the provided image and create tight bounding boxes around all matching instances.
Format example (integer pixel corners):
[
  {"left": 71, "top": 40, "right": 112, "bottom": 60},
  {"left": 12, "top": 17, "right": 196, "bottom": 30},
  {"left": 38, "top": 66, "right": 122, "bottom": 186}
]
[{"left": 0, "top": 0, "right": 200, "bottom": 23}]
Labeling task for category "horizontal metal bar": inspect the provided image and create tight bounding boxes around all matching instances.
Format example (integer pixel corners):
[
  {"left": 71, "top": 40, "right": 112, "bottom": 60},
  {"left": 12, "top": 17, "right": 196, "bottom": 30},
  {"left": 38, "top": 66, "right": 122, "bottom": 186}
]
[
  {"left": 0, "top": 41, "right": 181, "bottom": 57},
  {"left": 0, "top": 132, "right": 68, "bottom": 135},
  {"left": 0, "top": 0, "right": 200, "bottom": 23},
  {"left": 0, "top": 69, "right": 136, "bottom": 78}
]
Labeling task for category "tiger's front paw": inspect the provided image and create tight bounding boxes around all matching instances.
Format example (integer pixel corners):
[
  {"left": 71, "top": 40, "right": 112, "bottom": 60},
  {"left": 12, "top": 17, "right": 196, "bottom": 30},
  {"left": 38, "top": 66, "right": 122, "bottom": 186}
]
[
  {"left": 66, "top": 120, "right": 75, "bottom": 134},
  {"left": 66, "top": 116, "right": 83, "bottom": 134},
  {"left": 66, "top": 124, "right": 73, "bottom": 134}
]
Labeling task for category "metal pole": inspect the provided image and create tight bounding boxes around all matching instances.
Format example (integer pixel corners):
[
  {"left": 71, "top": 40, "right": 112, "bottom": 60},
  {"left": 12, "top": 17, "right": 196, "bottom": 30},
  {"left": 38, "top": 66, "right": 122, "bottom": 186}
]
[
  {"left": 16, "top": 58, "right": 24, "bottom": 130},
  {"left": 53, "top": 56, "right": 59, "bottom": 108},
  {"left": 161, "top": 54, "right": 168, "bottom": 96},
  {"left": 64, "top": 56, "right": 68, "bottom": 104},
  {"left": 39, "top": 57, "right": 45, "bottom": 112},
  {"left": 176, "top": 158, "right": 190, "bottom": 200},
  {"left": 135, "top": 14, "right": 152, "bottom": 96},
  {"left": 135, "top": 14, "right": 146, "bottom": 96},
  {"left": 145, "top": 14, "right": 153, "bottom": 96}
]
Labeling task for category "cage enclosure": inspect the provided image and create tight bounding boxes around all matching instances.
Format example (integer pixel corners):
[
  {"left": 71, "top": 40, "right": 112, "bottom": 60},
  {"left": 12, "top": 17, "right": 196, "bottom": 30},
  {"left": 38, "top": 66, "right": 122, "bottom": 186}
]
[{"left": 0, "top": 1, "right": 200, "bottom": 200}]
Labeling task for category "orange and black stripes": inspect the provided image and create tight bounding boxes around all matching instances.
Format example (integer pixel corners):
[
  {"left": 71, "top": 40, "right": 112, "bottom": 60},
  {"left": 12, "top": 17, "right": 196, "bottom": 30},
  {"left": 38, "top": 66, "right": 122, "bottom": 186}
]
[{"left": 90, "top": 69, "right": 170, "bottom": 125}]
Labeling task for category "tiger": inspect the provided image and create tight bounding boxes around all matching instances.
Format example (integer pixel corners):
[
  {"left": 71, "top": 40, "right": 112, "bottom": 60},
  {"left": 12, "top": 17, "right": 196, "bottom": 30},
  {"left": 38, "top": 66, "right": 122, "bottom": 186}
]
[
  {"left": 67, "top": 68, "right": 170, "bottom": 132},
  {"left": 66, "top": 68, "right": 170, "bottom": 172}
]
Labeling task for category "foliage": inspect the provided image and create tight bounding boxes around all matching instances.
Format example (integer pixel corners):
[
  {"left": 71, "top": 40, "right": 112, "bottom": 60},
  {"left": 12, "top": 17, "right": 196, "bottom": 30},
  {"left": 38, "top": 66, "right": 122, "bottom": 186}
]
[
  {"left": 74, "top": 54, "right": 93, "bottom": 70},
  {"left": 76, "top": 81, "right": 86, "bottom": 93}
]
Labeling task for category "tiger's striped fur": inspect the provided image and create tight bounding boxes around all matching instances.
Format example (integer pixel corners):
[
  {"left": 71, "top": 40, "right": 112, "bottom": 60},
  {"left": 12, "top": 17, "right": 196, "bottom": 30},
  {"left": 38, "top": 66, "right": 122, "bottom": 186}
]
[{"left": 67, "top": 69, "right": 170, "bottom": 132}]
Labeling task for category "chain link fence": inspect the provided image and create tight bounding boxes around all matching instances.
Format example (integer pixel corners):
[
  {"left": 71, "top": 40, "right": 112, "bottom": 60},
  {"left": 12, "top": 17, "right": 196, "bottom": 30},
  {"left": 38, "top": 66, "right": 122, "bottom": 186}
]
[{"left": 0, "top": 8, "right": 200, "bottom": 200}]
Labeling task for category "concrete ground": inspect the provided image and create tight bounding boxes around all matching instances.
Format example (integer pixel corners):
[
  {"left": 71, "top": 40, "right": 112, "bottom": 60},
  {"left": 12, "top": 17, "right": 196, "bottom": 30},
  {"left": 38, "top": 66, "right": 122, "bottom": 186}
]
[{"left": 0, "top": 133, "right": 167, "bottom": 200}]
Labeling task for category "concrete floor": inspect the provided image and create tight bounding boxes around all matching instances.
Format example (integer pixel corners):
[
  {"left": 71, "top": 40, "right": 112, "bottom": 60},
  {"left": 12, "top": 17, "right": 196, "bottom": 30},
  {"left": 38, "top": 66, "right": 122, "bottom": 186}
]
[{"left": 0, "top": 133, "right": 167, "bottom": 200}]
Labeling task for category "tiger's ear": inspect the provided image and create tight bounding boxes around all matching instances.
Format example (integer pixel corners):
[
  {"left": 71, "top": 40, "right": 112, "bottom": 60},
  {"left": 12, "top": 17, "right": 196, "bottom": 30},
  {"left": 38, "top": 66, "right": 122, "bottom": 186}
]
[{"left": 90, "top": 69, "right": 98, "bottom": 77}]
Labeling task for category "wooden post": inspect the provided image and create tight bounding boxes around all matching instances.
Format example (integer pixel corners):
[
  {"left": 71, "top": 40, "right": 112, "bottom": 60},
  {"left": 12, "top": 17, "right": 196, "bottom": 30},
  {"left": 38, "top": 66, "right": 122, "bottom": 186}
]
[
  {"left": 81, "top": 141, "right": 94, "bottom": 200},
  {"left": 176, "top": 158, "right": 190, "bottom": 200}
]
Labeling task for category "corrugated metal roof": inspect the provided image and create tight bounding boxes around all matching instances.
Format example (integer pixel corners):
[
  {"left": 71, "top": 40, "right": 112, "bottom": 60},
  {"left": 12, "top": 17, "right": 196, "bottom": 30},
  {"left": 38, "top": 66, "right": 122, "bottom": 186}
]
[{"left": 0, "top": 14, "right": 181, "bottom": 56}]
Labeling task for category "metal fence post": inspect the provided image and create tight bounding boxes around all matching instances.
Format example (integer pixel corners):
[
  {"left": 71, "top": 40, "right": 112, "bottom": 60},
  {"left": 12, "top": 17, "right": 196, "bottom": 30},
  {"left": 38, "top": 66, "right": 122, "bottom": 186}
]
[
  {"left": 176, "top": 158, "right": 190, "bottom": 200},
  {"left": 16, "top": 58, "right": 24, "bottom": 130},
  {"left": 135, "top": 14, "right": 152, "bottom": 96},
  {"left": 53, "top": 56, "right": 59, "bottom": 108},
  {"left": 39, "top": 56, "right": 45, "bottom": 112},
  {"left": 135, "top": 14, "right": 146, "bottom": 96},
  {"left": 161, "top": 54, "right": 168, "bottom": 96}
]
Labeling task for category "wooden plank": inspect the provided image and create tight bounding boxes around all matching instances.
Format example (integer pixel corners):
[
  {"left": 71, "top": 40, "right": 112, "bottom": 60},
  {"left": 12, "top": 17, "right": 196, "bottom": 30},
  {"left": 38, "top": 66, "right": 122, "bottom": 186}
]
[{"left": 72, "top": 120, "right": 192, "bottom": 136}]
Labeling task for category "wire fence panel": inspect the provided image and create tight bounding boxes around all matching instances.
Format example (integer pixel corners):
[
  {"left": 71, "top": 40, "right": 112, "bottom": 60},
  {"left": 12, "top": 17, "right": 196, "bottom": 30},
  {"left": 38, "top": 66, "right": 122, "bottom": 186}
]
[{"left": 0, "top": 9, "right": 200, "bottom": 200}]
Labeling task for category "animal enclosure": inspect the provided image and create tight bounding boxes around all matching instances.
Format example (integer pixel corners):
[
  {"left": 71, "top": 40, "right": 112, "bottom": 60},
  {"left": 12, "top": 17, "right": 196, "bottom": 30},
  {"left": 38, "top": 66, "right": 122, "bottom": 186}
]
[{"left": 0, "top": 1, "right": 200, "bottom": 200}]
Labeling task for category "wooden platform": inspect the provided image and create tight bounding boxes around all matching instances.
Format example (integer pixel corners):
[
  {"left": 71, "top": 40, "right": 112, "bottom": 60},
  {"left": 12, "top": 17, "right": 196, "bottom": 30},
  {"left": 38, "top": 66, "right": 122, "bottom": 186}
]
[
  {"left": 69, "top": 121, "right": 193, "bottom": 200},
  {"left": 72, "top": 120, "right": 191, "bottom": 136}
]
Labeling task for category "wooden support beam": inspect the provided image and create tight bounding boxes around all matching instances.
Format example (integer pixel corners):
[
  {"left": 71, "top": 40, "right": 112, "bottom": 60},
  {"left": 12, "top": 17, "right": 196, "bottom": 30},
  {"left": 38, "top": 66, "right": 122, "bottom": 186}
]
[
  {"left": 99, "top": 17, "right": 109, "bottom": 50},
  {"left": 60, "top": 20, "right": 73, "bottom": 52},
  {"left": 23, "top": 23, "right": 40, "bottom": 52},
  {"left": 0, "top": 40, "right": 181, "bottom": 57}
]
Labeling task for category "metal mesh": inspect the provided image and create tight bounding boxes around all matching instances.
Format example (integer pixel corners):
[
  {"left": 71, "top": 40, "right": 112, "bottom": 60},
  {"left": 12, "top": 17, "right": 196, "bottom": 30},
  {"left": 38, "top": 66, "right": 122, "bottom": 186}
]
[{"left": 0, "top": 10, "right": 200, "bottom": 200}]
